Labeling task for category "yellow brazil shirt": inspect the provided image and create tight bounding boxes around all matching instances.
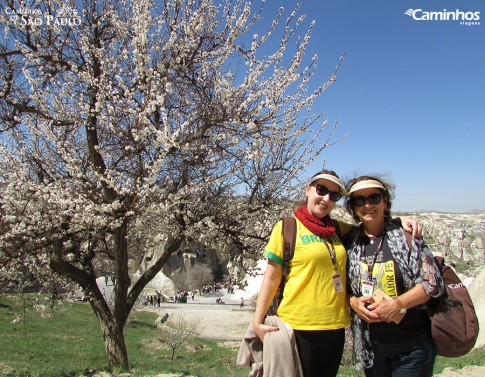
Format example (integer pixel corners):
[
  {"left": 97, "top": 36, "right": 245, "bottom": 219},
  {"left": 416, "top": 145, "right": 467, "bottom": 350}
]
[{"left": 263, "top": 218, "right": 351, "bottom": 330}]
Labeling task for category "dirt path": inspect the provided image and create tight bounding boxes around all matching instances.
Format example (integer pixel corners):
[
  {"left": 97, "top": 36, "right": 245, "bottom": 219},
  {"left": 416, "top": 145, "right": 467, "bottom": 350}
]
[
  {"left": 146, "top": 304, "right": 253, "bottom": 340},
  {"left": 434, "top": 365, "right": 485, "bottom": 377}
]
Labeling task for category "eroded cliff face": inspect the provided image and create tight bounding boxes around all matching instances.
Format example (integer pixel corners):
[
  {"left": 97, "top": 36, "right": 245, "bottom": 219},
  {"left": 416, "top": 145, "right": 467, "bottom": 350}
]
[
  {"left": 134, "top": 210, "right": 485, "bottom": 295},
  {"left": 328, "top": 208, "right": 484, "bottom": 275},
  {"left": 412, "top": 212, "right": 485, "bottom": 271},
  {"left": 135, "top": 243, "right": 231, "bottom": 296}
]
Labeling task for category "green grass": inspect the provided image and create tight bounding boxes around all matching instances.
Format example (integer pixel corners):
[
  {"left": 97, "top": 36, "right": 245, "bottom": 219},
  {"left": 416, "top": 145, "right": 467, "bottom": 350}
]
[
  {"left": 0, "top": 294, "right": 247, "bottom": 377},
  {"left": 1, "top": 294, "right": 484, "bottom": 376}
]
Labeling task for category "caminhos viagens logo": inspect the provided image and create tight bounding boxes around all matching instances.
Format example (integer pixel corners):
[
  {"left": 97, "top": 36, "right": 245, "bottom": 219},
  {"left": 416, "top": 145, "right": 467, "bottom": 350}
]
[{"left": 404, "top": 8, "right": 480, "bottom": 26}]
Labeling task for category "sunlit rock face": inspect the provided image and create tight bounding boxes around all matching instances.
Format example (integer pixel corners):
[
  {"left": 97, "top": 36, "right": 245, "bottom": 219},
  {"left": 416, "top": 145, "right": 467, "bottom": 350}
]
[{"left": 411, "top": 212, "right": 485, "bottom": 270}]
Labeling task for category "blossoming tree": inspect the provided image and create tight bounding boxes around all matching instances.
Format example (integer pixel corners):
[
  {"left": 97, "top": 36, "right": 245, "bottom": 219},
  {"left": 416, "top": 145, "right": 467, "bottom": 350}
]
[{"left": 0, "top": 0, "right": 344, "bottom": 369}]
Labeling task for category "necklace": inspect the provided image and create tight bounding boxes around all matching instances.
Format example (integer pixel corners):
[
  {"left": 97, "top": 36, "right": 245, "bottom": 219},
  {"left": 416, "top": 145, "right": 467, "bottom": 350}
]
[
  {"left": 367, "top": 234, "right": 383, "bottom": 245},
  {"left": 362, "top": 221, "right": 385, "bottom": 242}
]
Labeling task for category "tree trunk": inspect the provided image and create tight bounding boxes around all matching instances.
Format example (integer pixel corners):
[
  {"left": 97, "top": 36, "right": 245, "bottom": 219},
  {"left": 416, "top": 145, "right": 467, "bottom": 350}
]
[
  {"left": 49, "top": 218, "right": 186, "bottom": 370},
  {"left": 98, "top": 317, "right": 129, "bottom": 370},
  {"left": 87, "top": 270, "right": 130, "bottom": 370},
  {"left": 103, "top": 220, "right": 131, "bottom": 370}
]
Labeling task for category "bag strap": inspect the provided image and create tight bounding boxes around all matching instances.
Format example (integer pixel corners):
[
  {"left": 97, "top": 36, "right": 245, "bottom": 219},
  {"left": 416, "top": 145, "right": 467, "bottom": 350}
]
[
  {"left": 403, "top": 230, "right": 442, "bottom": 266},
  {"left": 281, "top": 216, "right": 297, "bottom": 278},
  {"left": 275, "top": 217, "right": 297, "bottom": 306}
]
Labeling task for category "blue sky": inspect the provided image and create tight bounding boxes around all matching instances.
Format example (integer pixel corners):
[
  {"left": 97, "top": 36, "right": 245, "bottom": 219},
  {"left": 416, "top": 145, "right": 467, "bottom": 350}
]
[{"left": 264, "top": 0, "right": 484, "bottom": 213}]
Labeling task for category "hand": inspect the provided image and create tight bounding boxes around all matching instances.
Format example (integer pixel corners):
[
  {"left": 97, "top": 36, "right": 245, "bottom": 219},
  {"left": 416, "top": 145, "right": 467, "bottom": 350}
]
[
  {"left": 253, "top": 322, "right": 279, "bottom": 342},
  {"left": 400, "top": 216, "right": 422, "bottom": 238},
  {"left": 349, "top": 296, "right": 382, "bottom": 324},
  {"left": 368, "top": 298, "right": 402, "bottom": 323}
]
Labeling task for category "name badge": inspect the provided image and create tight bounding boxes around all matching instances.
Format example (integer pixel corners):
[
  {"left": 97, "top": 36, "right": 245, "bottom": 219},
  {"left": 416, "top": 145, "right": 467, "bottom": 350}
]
[
  {"left": 361, "top": 280, "right": 374, "bottom": 297},
  {"left": 333, "top": 273, "right": 344, "bottom": 293}
]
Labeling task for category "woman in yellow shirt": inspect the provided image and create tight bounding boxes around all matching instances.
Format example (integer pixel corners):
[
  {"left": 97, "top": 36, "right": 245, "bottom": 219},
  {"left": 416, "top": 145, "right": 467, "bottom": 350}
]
[{"left": 252, "top": 170, "right": 350, "bottom": 377}]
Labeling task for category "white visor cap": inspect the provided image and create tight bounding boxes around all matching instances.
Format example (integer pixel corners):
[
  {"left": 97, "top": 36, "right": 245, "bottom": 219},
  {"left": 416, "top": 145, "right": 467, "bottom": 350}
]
[{"left": 307, "top": 173, "right": 347, "bottom": 195}]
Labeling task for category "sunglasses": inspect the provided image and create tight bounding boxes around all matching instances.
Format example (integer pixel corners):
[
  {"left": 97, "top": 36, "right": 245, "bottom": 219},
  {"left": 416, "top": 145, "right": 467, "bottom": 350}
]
[
  {"left": 312, "top": 184, "right": 343, "bottom": 202},
  {"left": 351, "top": 192, "right": 383, "bottom": 207}
]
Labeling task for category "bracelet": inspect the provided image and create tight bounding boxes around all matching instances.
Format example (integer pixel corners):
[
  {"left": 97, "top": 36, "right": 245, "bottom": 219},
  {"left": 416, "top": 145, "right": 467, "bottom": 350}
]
[{"left": 393, "top": 297, "right": 407, "bottom": 314}]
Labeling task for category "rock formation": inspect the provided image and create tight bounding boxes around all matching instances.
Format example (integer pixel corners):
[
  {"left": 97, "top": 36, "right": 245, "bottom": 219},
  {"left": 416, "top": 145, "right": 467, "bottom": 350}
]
[{"left": 134, "top": 209, "right": 485, "bottom": 296}]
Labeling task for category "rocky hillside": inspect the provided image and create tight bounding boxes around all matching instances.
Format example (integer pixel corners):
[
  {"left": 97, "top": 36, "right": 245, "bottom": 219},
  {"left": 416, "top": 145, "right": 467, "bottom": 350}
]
[
  {"left": 135, "top": 208, "right": 484, "bottom": 297},
  {"left": 398, "top": 211, "right": 484, "bottom": 276},
  {"left": 331, "top": 207, "right": 485, "bottom": 277}
]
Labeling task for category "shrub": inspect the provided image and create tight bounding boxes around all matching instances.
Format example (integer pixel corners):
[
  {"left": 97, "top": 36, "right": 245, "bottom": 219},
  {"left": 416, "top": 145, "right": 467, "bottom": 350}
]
[{"left": 156, "top": 313, "right": 203, "bottom": 360}]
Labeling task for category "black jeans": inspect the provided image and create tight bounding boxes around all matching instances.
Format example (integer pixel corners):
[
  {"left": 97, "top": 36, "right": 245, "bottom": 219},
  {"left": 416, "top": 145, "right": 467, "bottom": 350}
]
[
  {"left": 294, "top": 328, "right": 345, "bottom": 377},
  {"left": 365, "top": 333, "right": 436, "bottom": 377}
]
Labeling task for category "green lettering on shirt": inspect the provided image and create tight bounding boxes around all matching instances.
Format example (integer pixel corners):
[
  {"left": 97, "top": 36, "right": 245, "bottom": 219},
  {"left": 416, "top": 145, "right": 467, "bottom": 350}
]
[
  {"left": 301, "top": 235, "right": 311, "bottom": 245},
  {"left": 310, "top": 235, "right": 320, "bottom": 243},
  {"left": 301, "top": 235, "right": 324, "bottom": 244}
]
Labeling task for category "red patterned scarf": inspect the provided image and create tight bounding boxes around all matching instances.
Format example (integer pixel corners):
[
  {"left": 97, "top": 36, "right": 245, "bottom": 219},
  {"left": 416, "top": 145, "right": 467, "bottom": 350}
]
[{"left": 294, "top": 205, "right": 336, "bottom": 238}]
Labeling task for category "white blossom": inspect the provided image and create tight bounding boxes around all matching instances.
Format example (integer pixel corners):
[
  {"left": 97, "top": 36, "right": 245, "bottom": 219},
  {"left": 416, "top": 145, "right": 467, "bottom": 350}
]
[{"left": 0, "top": 0, "right": 346, "bottom": 368}]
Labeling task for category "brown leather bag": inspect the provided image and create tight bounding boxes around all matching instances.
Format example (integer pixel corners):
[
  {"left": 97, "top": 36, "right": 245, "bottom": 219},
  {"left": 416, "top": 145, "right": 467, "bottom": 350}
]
[
  {"left": 427, "top": 256, "right": 479, "bottom": 357},
  {"left": 404, "top": 232, "right": 479, "bottom": 357}
]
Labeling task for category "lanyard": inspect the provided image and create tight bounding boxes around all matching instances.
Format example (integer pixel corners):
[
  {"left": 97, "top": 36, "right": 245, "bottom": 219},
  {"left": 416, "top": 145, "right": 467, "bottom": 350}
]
[
  {"left": 363, "top": 233, "right": 386, "bottom": 281},
  {"left": 322, "top": 238, "right": 338, "bottom": 272}
]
